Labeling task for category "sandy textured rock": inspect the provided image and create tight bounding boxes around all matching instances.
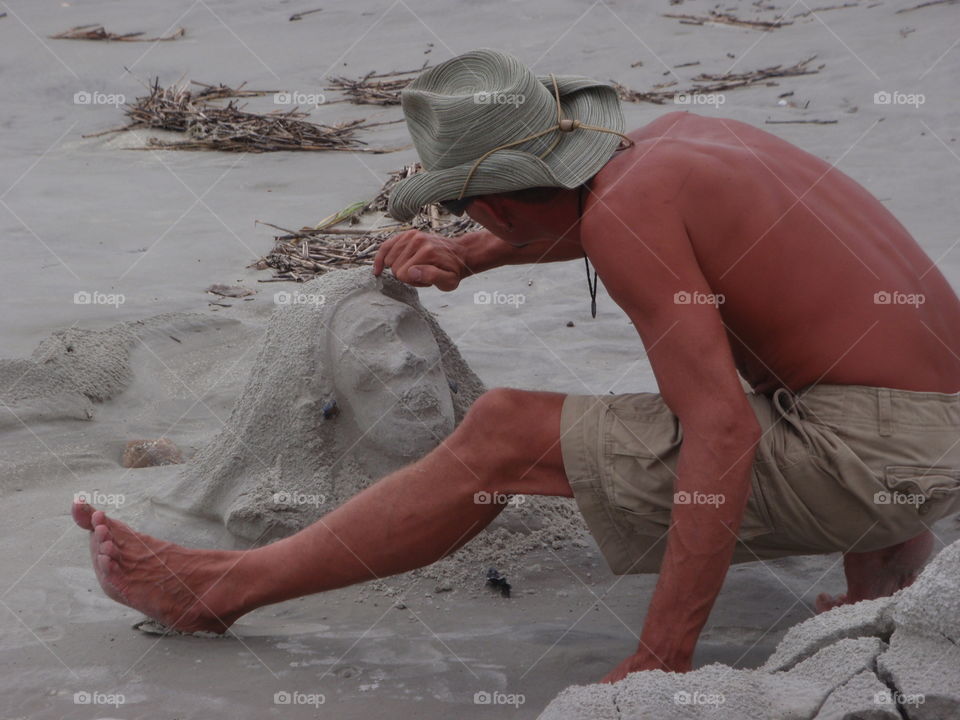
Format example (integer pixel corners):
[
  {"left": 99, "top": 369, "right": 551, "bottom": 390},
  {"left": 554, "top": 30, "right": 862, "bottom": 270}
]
[
  {"left": 761, "top": 597, "right": 896, "bottom": 672},
  {"left": 619, "top": 665, "right": 830, "bottom": 720},
  {"left": 538, "top": 665, "right": 830, "bottom": 720},
  {"left": 877, "top": 628, "right": 960, "bottom": 720},
  {"left": 786, "top": 637, "right": 887, "bottom": 687},
  {"left": 813, "top": 670, "right": 901, "bottom": 720},
  {"left": 892, "top": 539, "right": 960, "bottom": 644},
  {"left": 537, "top": 683, "right": 619, "bottom": 720}
]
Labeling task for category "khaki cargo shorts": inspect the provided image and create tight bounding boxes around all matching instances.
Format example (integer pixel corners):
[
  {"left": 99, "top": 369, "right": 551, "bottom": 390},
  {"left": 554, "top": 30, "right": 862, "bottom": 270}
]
[{"left": 560, "top": 385, "right": 960, "bottom": 575}]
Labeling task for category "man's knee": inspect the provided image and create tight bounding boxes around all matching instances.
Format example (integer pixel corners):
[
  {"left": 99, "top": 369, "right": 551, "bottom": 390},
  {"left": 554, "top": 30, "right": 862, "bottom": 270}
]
[
  {"left": 456, "top": 387, "right": 529, "bottom": 450},
  {"left": 452, "top": 388, "right": 565, "bottom": 482}
]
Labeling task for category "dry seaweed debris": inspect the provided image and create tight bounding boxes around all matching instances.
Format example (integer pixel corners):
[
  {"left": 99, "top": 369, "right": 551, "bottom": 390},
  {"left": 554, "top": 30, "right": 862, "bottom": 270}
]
[
  {"left": 253, "top": 163, "right": 481, "bottom": 282},
  {"left": 326, "top": 65, "right": 430, "bottom": 105},
  {"left": 614, "top": 55, "right": 823, "bottom": 104},
  {"left": 86, "top": 78, "right": 401, "bottom": 153},
  {"left": 50, "top": 24, "right": 185, "bottom": 41},
  {"left": 663, "top": 11, "right": 792, "bottom": 29},
  {"left": 895, "top": 0, "right": 957, "bottom": 11}
]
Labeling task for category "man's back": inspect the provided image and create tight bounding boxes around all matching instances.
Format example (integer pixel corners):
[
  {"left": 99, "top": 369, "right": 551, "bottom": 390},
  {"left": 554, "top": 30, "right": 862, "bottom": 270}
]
[{"left": 602, "top": 111, "right": 960, "bottom": 395}]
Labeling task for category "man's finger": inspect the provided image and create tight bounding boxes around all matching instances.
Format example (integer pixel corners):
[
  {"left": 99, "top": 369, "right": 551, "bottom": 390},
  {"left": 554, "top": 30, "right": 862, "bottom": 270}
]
[
  {"left": 406, "top": 265, "right": 461, "bottom": 291},
  {"left": 378, "top": 231, "right": 422, "bottom": 275},
  {"left": 373, "top": 233, "right": 404, "bottom": 275}
]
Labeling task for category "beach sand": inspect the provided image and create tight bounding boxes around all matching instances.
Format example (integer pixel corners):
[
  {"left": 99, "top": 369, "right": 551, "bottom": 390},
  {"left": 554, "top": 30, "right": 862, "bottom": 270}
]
[{"left": 1, "top": 0, "right": 959, "bottom": 718}]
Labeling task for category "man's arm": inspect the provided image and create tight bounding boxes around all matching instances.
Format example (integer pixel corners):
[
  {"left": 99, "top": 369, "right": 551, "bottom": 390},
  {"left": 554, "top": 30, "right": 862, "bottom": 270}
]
[
  {"left": 373, "top": 228, "right": 581, "bottom": 289},
  {"left": 584, "top": 192, "right": 761, "bottom": 679}
]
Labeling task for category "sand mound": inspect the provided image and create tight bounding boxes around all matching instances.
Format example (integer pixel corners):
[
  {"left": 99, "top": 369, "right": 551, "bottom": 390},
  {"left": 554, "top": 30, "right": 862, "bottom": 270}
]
[{"left": 0, "top": 323, "right": 136, "bottom": 429}]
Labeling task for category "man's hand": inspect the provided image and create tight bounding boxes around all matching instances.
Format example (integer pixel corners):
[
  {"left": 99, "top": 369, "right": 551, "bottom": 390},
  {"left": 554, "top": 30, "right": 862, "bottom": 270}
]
[
  {"left": 600, "top": 649, "right": 675, "bottom": 684},
  {"left": 373, "top": 230, "right": 468, "bottom": 291}
]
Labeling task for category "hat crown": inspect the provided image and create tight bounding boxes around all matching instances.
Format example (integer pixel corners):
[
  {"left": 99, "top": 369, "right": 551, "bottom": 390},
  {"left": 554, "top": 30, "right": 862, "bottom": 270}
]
[{"left": 400, "top": 49, "right": 558, "bottom": 171}]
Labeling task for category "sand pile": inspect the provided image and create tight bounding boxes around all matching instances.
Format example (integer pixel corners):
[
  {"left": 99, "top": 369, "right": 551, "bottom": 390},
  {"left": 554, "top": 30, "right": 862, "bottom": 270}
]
[
  {"left": 0, "top": 323, "right": 136, "bottom": 429},
  {"left": 539, "top": 539, "right": 960, "bottom": 719},
  {"left": 152, "top": 267, "right": 586, "bottom": 587}
]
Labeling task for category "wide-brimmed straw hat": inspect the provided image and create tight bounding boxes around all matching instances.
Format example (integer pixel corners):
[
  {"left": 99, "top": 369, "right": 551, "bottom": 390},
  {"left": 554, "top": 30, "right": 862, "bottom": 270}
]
[{"left": 386, "top": 49, "right": 631, "bottom": 222}]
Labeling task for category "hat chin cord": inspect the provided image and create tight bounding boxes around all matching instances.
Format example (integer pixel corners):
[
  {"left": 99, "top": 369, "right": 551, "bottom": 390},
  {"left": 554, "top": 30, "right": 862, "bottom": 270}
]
[{"left": 455, "top": 74, "right": 635, "bottom": 201}]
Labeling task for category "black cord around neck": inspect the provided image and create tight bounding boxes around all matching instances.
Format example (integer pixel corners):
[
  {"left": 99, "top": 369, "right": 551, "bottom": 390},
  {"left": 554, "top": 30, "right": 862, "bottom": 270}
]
[{"left": 579, "top": 184, "right": 598, "bottom": 319}]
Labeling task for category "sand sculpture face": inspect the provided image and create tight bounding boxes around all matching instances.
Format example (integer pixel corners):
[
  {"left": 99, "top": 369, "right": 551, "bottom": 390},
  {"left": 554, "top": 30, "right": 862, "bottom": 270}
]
[
  {"left": 148, "top": 267, "right": 485, "bottom": 546},
  {"left": 329, "top": 294, "right": 455, "bottom": 462}
]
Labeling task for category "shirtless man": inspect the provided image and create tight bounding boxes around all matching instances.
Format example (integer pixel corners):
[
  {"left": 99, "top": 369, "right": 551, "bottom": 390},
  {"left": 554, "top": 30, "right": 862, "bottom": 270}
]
[{"left": 73, "top": 50, "right": 960, "bottom": 681}]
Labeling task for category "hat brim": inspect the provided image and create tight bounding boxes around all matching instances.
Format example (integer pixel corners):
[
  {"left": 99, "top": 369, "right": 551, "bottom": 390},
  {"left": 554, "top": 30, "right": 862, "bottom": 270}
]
[{"left": 387, "top": 76, "right": 624, "bottom": 222}]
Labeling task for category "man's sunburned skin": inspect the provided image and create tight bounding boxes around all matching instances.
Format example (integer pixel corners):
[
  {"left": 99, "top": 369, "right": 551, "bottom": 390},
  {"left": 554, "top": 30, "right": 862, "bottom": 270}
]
[{"left": 74, "top": 111, "right": 960, "bottom": 680}]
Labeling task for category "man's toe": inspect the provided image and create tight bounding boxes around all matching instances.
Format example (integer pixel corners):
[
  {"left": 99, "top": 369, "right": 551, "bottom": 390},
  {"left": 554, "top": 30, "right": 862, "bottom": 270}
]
[{"left": 72, "top": 502, "right": 95, "bottom": 530}]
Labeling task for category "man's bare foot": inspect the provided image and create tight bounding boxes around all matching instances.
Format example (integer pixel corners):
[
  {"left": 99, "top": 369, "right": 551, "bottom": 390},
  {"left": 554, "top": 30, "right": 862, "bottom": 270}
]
[
  {"left": 815, "top": 531, "right": 934, "bottom": 613},
  {"left": 72, "top": 502, "right": 252, "bottom": 633}
]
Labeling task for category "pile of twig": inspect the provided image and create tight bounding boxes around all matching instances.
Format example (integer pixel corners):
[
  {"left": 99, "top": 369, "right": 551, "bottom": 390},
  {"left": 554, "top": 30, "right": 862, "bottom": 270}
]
[
  {"left": 87, "top": 78, "right": 399, "bottom": 153},
  {"left": 614, "top": 55, "right": 823, "bottom": 104},
  {"left": 326, "top": 66, "right": 430, "bottom": 105},
  {"left": 50, "top": 24, "right": 185, "bottom": 41},
  {"left": 663, "top": 11, "right": 791, "bottom": 29},
  {"left": 253, "top": 163, "right": 481, "bottom": 282}
]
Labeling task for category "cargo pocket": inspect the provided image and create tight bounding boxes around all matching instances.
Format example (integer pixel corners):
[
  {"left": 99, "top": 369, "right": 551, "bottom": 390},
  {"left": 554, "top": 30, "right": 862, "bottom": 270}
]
[
  {"left": 883, "top": 465, "right": 960, "bottom": 524},
  {"left": 601, "top": 400, "right": 679, "bottom": 537}
]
